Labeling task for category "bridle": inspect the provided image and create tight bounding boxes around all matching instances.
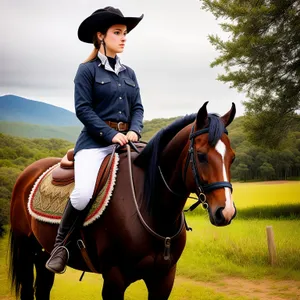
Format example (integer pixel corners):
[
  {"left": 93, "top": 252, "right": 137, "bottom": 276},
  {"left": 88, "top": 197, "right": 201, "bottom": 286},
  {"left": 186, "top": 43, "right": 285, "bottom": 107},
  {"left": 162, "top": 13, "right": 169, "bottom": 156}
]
[{"left": 160, "top": 125, "right": 233, "bottom": 211}]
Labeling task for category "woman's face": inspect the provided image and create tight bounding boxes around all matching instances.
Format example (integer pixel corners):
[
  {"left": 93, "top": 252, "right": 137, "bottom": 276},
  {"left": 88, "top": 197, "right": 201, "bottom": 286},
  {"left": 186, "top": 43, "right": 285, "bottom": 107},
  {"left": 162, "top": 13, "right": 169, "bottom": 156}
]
[{"left": 98, "top": 24, "right": 127, "bottom": 57}]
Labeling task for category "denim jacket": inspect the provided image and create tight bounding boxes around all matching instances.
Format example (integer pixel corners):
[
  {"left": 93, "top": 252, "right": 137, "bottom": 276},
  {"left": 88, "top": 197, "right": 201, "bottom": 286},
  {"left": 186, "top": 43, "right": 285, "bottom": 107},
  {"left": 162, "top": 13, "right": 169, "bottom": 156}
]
[{"left": 73, "top": 55, "right": 144, "bottom": 154}]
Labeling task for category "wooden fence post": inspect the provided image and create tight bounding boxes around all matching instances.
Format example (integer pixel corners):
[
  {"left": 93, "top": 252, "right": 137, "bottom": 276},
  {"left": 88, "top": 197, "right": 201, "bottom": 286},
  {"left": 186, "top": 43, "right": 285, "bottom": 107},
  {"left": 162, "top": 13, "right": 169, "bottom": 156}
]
[{"left": 266, "top": 226, "right": 277, "bottom": 266}]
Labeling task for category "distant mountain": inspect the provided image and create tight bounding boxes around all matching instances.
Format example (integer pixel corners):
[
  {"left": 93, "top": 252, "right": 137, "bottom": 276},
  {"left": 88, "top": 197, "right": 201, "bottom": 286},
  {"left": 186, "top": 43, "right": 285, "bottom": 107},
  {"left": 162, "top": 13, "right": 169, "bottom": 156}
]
[
  {"left": 0, "top": 95, "right": 81, "bottom": 126},
  {"left": 0, "top": 94, "right": 249, "bottom": 144},
  {"left": 0, "top": 121, "right": 80, "bottom": 143}
]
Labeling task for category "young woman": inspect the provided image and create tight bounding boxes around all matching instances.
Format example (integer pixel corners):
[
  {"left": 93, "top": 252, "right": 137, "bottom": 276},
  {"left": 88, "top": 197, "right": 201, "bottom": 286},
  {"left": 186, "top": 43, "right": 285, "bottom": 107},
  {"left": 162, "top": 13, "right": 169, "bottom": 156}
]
[{"left": 46, "top": 6, "right": 144, "bottom": 274}]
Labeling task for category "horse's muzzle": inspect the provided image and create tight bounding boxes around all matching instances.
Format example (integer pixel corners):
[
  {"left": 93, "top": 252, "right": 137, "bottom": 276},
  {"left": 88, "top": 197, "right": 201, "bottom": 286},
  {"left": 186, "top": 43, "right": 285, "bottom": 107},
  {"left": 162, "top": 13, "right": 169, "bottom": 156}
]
[{"left": 209, "top": 205, "right": 236, "bottom": 226}]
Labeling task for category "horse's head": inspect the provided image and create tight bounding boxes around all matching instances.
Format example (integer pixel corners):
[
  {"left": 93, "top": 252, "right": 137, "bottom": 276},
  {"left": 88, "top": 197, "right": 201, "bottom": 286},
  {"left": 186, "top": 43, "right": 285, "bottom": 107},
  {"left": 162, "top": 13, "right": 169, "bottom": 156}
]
[{"left": 184, "top": 102, "right": 236, "bottom": 226}]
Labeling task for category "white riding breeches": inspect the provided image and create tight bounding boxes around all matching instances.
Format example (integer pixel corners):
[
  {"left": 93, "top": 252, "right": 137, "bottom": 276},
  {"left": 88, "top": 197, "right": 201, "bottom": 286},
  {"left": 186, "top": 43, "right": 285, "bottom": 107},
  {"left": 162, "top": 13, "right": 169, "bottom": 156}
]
[{"left": 70, "top": 146, "right": 115, "bottom": 210}]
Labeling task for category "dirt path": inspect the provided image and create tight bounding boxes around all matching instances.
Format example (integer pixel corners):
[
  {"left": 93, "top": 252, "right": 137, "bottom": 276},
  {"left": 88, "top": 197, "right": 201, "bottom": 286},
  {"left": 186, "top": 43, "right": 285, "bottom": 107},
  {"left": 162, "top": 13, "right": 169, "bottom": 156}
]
[{"left": 176, "top": 276, "right": 300, "bottom": 300}]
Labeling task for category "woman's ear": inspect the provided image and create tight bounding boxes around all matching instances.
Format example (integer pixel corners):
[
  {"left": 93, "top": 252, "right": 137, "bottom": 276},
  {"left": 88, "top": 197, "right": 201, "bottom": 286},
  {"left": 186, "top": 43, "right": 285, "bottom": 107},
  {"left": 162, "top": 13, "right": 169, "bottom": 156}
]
[{"left": 97, "top": 32, "right": 104, "bottom": 41}]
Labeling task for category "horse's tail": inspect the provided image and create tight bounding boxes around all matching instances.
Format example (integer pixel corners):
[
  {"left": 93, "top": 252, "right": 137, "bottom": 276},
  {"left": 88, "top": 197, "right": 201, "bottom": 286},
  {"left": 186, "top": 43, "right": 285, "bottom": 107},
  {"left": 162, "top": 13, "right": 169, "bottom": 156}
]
[{"left": 9, "top": 228, "right": 35, "bottom": 298}]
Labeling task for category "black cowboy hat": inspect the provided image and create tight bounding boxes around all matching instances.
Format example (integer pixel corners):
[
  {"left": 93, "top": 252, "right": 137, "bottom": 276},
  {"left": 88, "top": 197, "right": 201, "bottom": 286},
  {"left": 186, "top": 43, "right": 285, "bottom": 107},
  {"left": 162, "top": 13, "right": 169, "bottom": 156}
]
[{"left": 78, "top": 6, "right": 144, "bottom": 43}]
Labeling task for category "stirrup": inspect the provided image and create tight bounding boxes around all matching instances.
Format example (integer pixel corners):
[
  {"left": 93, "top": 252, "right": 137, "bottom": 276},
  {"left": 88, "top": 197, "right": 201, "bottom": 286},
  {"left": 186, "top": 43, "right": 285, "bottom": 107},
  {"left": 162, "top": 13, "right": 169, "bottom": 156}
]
[{"left": 45, "top": 245, "right": 69, "bottom": 274}]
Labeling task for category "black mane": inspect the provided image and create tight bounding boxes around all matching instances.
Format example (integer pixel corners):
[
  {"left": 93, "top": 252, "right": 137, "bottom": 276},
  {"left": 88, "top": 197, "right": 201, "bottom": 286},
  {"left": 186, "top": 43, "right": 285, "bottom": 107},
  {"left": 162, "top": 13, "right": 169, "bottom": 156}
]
[
  {"left": 134, "top": 114, "right": 196, "bottom": 213},
  {"left": 134, "top": 113, "right": 225, "bottom": 213}
]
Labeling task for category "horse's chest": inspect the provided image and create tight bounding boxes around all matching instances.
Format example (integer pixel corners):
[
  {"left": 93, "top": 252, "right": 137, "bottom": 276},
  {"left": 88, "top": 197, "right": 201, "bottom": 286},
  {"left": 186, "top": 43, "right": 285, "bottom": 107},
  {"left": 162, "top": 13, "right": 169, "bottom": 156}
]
[{"left": 124, "top": 253, "right": 175, "bottom": 279}]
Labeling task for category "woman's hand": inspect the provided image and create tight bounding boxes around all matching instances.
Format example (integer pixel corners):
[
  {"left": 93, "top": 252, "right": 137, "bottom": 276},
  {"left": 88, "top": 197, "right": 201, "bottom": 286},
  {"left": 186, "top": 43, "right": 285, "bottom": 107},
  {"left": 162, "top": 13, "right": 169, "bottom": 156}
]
[
  {"left": 112, "top": 133, "right": 128, "bottom": 146},
  {"left": 126, "top": 131, "right": 139, "bottom": 142}
]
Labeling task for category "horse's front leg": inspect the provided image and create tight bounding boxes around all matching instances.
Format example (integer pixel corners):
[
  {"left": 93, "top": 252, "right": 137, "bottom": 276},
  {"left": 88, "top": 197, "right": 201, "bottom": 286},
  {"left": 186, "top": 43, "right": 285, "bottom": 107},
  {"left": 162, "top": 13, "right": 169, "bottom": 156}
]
[
  {"left": 102, "top": 266, "right": 127, "bottom": 300},
  {"left": 144, "top": 265, "right": 176, "bottom": 300}
]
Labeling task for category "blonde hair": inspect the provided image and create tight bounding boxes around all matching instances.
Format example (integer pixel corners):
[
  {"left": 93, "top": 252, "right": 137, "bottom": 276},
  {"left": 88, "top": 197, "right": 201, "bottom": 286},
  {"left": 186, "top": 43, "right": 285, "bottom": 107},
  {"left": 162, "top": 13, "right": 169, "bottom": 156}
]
[
  {"left": 83, "top": 32, "right": 105, "bottom": 63},
  {"left": 83, "top": 47, "right": 98, "bottom": 63}
]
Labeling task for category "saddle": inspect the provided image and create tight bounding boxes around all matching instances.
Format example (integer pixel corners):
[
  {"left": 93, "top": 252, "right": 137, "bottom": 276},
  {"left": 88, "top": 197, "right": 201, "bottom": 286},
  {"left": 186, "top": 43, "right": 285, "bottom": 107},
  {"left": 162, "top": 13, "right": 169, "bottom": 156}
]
[{"left": 51, "top": 142, "right": 147, "bottom": 188}]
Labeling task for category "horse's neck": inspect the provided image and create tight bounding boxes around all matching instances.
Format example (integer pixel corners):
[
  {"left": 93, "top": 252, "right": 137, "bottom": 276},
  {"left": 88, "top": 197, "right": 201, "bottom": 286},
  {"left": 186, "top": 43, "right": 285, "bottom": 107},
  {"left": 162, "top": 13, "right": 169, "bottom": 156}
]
[{"left": 155, "top": 126, "right": 191, "bottom": 223}]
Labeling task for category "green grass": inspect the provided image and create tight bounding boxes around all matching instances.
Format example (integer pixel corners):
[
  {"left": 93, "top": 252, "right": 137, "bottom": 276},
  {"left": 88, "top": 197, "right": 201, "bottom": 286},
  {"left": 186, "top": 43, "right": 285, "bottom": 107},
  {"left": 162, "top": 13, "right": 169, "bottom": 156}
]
[
  {"left": 0, "top": 234, "right": 248, "bottom": 300},
  {"left": 178, "top": 216, "right": 300, "bottom": 281},
  {"left": 50, "top": 270, "right": 248, "bottom": 300},
  {"left": 233, "top": 181, "right": 300, "bottom": 208},
  {"left": 186, "top": 181, "right": 300, "bottom": 219},
  {"left": 2, "top": 217, "right": 300, "bottom": 299},
  {"left": 1, "top": 181, "right": 300, "bottom": 299}
]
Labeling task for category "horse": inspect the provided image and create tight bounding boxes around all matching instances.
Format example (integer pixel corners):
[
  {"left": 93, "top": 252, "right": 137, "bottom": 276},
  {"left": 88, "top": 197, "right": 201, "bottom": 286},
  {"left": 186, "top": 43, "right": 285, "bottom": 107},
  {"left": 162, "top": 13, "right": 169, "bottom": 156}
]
[{"left": 9, "top": 102, "right": 236, "bottom": 300}]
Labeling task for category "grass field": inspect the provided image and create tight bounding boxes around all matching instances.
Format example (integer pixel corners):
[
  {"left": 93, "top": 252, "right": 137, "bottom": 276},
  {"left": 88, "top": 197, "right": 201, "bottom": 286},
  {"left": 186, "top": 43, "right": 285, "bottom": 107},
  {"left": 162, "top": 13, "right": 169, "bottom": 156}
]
[
  {"left": 232, "top": 181, "right": 300, "bottom": 208},
  {"left": 186, "top": 181, "right": 300, "bottom": 219},
  {"left": 1, "top": 181, "right": 300, "bottom": 299}
]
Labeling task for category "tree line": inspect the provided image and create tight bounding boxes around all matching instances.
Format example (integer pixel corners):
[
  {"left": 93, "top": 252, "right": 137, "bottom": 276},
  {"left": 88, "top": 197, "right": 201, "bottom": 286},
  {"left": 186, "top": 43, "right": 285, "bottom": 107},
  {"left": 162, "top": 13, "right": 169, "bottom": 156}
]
[
  {"left": 1, "top": 116, "right": 300, "bottom": 234},
  {"left": 229, "top": 117, "right": 300, "bottom": 181},
  {"left": 0, "top": 134, "right": 73, "bottom": 236}
]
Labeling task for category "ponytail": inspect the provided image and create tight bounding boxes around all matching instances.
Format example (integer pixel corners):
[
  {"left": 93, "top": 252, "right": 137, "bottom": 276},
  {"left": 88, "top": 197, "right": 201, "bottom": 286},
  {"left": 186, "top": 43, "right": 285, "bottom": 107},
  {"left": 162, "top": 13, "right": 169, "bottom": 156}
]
[
  {"left": 83, "top": 47, "right": 98, "bottom": 63},
  {"left": 82, "top": 33, "right": 101, "bottom": 63}
]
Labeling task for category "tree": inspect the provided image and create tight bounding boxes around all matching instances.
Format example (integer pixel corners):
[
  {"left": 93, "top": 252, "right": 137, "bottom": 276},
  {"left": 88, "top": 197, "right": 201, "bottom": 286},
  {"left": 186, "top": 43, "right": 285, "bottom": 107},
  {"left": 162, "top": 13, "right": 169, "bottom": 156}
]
[
  {"left": 200, "top": 0, "right": 300, "bottom": 148},
  {"left": 235, "top": 163, "right": 249, "bottom": 181},
  {"left": 259, "top": 162, "right": 275, "bottom": 180}
]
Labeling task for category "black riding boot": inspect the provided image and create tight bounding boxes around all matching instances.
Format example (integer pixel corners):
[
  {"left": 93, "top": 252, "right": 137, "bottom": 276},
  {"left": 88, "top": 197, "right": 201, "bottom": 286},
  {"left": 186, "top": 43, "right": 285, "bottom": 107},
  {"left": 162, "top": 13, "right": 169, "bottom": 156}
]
[{"left": 45, "top": 200, "right": 85, "bottom": 274}]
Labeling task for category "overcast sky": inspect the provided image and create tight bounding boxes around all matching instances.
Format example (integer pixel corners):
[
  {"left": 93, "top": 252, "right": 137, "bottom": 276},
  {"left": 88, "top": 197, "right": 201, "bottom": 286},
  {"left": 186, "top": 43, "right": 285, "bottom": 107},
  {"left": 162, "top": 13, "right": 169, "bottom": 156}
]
[{"left": 0, "top": 0, "right": 245, "bottom": 120}]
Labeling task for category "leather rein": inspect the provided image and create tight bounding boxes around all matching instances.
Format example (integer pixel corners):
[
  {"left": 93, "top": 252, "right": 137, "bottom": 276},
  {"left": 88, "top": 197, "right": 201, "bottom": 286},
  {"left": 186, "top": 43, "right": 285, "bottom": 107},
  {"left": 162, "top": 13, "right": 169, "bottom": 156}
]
[{"left": 127, "top": 143, "right": 184, "bottom": 261}]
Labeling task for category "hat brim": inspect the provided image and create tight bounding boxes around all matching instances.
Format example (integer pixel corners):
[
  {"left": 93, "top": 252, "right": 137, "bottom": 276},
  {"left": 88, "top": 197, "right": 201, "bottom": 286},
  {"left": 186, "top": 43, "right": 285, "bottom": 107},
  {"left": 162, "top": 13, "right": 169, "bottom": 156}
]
[{"left": 78, "top": 11, "right": 144, "bottom": 43}]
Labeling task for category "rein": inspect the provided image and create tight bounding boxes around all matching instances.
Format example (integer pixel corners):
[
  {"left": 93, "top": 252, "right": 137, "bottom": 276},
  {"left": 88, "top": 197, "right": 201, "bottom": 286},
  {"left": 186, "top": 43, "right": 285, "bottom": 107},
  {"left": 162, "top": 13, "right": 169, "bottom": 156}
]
[{"left": 127, "top": 144, "right": 185, "bottom": 261}]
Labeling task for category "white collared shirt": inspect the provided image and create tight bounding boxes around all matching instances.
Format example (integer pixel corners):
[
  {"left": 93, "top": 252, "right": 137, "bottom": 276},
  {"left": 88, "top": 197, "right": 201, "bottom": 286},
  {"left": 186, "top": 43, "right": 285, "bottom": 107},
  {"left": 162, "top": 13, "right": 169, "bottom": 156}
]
[{"left": 97, "top": 51, "right": 126, "bottom": 75}]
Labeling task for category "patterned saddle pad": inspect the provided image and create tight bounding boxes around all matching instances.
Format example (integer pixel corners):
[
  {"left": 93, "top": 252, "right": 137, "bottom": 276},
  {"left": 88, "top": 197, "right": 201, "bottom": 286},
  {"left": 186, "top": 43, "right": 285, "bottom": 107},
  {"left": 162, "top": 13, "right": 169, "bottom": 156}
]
[{"left": 28, "top": 154, "right": 119, "bottom": 227}]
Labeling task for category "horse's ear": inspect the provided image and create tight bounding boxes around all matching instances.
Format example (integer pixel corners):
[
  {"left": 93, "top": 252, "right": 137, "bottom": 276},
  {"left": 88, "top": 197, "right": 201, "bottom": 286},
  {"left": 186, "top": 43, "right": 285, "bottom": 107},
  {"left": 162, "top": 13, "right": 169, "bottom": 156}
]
[
  {"left": 221, "top": 102, "right": 236, "bottom": 127},
  {"left": 196, "top": 101, "right": 209, "bottom": 129}
]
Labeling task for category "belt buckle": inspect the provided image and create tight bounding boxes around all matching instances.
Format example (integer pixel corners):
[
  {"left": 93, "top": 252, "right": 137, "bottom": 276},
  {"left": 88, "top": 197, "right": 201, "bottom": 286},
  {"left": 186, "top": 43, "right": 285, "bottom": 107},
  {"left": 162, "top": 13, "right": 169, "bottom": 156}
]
[{"left": 117, "top": 122, "right": 124, "bottom": 131}]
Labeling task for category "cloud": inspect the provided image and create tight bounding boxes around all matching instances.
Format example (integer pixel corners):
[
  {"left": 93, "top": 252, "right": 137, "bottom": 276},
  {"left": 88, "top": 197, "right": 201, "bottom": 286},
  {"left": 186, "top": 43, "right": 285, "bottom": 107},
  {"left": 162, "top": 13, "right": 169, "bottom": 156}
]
[{"left": 0, "top": 0, "right": 245, "bottom": 120}]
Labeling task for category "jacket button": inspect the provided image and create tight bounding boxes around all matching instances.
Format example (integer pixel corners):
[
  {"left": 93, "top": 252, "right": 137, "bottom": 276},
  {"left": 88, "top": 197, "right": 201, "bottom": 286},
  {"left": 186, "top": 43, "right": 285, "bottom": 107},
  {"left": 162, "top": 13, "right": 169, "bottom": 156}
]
[
  {"left": 118, "top": 111, "right": 122, "bottom": 114},
  {"left": 101, "top": 81, "right": 104, "bottom": 84},
  {"left": 119, "top": 97, "right": 122, "bottom": 100},
  {"left": 118, "top": 84, "right": 121, "bottom": 87},
  {"left": 99, "top": 132, "right": 103, "bottom": 136}
]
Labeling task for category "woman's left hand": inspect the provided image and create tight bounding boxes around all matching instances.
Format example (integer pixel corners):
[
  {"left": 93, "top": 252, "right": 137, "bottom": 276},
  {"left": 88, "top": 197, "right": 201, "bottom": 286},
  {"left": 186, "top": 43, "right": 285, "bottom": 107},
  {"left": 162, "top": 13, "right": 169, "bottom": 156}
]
[{"left": 126, "top": 131, "right": 139, "bottom": 142}]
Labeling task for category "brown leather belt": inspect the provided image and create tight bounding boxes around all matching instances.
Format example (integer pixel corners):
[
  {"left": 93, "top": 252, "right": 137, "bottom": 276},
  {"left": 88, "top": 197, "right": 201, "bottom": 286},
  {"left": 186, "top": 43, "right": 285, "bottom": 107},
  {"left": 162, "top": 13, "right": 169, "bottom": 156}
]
[{"left": 105, "top": 121, "right": 129, "bottom": 132}]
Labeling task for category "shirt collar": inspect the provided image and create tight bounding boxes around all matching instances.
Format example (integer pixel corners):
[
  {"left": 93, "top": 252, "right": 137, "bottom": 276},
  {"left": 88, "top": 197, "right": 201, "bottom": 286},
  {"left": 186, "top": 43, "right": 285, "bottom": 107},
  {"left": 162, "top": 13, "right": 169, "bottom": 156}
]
[{"left": 97, "top": 51, "right": 126, "bottom": 75}]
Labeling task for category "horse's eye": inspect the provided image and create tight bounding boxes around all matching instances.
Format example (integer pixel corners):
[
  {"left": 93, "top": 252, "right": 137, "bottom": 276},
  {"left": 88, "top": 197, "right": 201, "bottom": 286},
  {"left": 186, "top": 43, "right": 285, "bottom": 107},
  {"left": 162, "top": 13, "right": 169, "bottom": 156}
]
[{"left": 197, "top": 153, "right": 208, "bottom": 163}]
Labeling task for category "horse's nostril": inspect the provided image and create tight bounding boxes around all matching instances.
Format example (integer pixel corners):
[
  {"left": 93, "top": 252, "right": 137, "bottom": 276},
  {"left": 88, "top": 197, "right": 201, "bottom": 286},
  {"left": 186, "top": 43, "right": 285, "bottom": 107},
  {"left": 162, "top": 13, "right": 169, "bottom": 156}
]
[{"left": 215, "top": 207, "right": 225, "bottom": 224}]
